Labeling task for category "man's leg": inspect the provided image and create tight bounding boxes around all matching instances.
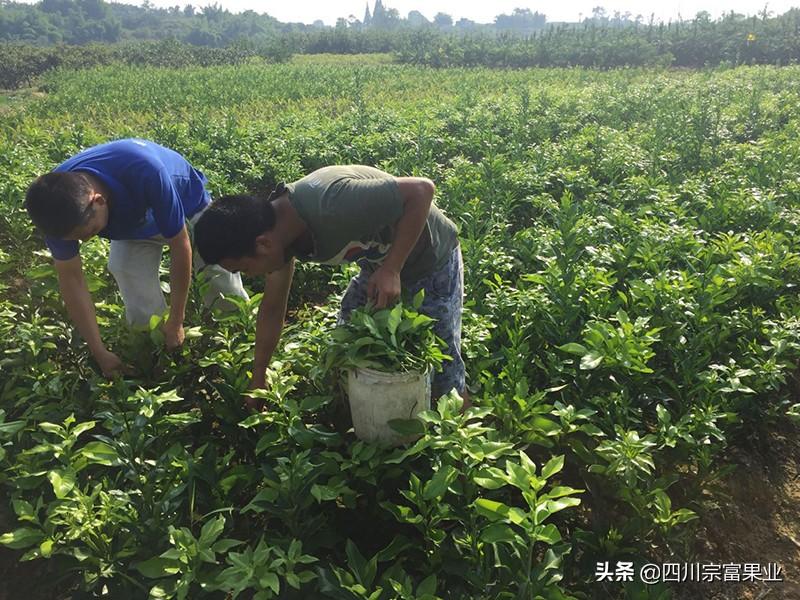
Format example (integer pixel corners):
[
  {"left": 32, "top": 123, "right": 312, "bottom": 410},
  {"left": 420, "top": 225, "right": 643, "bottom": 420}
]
[
  {"left": 406, "top": 246, "right": 467, "bottom": 401},
  {"left": 188, "top": 209, "right": 249, "bottom": 309},
  {"left": 338, "top": 251, "right": 467, "bottom": 402},
  {"left": 338, "top": 266, "right": 370, "bottom": 325},
  {"left": 107, "top": 238, "right": 167, "bottom": 326},
  {"left": 192, "top": 247, "right": 250, "bottom": 309}
]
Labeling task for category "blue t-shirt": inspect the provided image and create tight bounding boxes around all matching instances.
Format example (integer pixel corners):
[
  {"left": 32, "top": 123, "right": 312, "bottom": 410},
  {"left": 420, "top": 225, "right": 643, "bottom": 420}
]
[{"left": 45, "top": 139, "right": 210, "bottom": 261}]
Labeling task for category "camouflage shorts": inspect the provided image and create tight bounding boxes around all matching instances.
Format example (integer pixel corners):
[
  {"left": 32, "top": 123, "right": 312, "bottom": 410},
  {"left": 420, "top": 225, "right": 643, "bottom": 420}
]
[{"left": 339, "top": 246, "right": 466, "bottom": 399}]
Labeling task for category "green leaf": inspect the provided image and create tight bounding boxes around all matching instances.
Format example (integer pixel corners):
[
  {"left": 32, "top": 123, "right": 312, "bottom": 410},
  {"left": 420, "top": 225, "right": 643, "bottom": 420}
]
[
  {"left": 0, "top": 420, "right": 25, "bottom": 436},
  {"left": 286, "top": 572, "right": 300, "bottom": 589},
  {"left": 541, "top": 455, "right": 565, "bottom": 479},
  {"left": 136, "top": 556, "right": 181, "bottom": 579},
  {"left": 505, "top": 460, "right": 531, "bottom": 491},
  {"left": 531, "top": 416, "right": 561, "bottom": 435},
  {"left": 387, "top": 303, "right": 403, "bottom": 339},
  {"left": 0, "top": 527, "right": 44, "bottom": 550},
  {"left": 412, "top": 288, "right": 425, "bottom": 310},
  {"left": 473, "top": 468, "right": 507, "bottom": 490},
  {"left": 243, "top": 487, "right": 279, "bottom": 512},
  {"left": 261, "top": 572, "right": 279, "bottom": 594},
  {"left": 148, "top": 583, "right": 174, "bottom": 599},
  {"left": 199, "top": 515, "right": 225, "bottom": 546},
  {"left": 546, "top": 497, "right": 581, "bottom": 515},
  {"left": 149, "top": 314, "right": 163, "bottom": 331},
  {"left": 71, "top": 421, "right": 96, "bottom": 438},
  {"left": 311, "top": 484, "right": 342, "bottom": 503},
  {"left": 375, "top": 536, "right": 414, "bottom": 562},
  {"left": 423, "top": 464, "right": 457, "bottom": 500},
  {"left": 345, "top": 539, "right": 367, "bottom": 581},
  {"left": 671, "top": 509, "right": 699, "bottom": 525},
  {"left": 580, "top": 352, "right": 604, "bottom": 370},
  {"left": 417, "top": 574, "right": 437, "bottom": 595},
  {"left": 48, "top": 470, "right": 76, "bottom": 499},
  {"left": 534, "top": 523, "right": 562, "bottom": 544},
  {"left": 300, "top": 395, "right": 332, "bottom": 412},
  {"left": 387, "top": 418, "right": 425, "bottom": 437},
  {"left": 211, "top": 539, "right": 242, "bottom": 553},
  {"left": 543, "top": 486, "right": 583, "bottom": 500},
  {"left": 81, "top": 441, "right": 119, "bottom": 466},
  {"left": 12, "top": 499, "right": 35, "bottom": 520},
  {"left": 652, "top": 489, "right": 671, "bottom": 515},
  {"left": 474, "top": 498, "right": 526, "bottom": 525},
  {"left": 480, "top": 522, "right": 517, "bottom": 544},
  {"left": 161, "top": 412, "right": 202, "bottom": 426},
  {"left": 556, "top": 343, "right": 588, "bottom": 356},
  {"left": 39, "top": 422, "right": 63, "bottom": 435}
]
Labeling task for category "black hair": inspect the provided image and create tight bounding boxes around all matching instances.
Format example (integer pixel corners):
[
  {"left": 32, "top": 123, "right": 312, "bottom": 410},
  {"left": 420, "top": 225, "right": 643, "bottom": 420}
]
[
  {"left": 194, "top": 193, "right": 277, "bottom": 265},
  {"left": 24, "top": 172, "right": 94, "bottom": 238}
]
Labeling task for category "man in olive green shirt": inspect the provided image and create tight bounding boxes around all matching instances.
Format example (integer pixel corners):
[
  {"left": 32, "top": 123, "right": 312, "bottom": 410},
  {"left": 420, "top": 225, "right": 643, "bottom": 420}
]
[{"left": 194, "top": 165, "right": 465, "bottom": 401}]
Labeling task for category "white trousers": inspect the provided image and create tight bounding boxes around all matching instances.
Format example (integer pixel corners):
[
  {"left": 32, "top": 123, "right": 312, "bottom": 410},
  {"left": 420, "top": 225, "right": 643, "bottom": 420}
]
[{"left": 106, "top": 209, "right": 248, "bottom": 326}]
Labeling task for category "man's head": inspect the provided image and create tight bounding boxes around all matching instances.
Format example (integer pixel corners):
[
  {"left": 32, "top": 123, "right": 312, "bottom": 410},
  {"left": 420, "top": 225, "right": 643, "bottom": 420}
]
[
  {"left": 194, "top": 194, "right": 284, "bottom": 276},
  {"left": 25, "top": 172, "right": 110, "bottom": 241}
]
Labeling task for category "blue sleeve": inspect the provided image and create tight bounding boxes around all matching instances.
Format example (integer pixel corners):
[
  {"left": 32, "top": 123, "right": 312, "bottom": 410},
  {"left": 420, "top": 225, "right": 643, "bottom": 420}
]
[
  {"left": 45, "top": 237, "right": 79, "bottom": 261},
  {"left": 147, "top": 169, "right": 184, "bottom": 239}
]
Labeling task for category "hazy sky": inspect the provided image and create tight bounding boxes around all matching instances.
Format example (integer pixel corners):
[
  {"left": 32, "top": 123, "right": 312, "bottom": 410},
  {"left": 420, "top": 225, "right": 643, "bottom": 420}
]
[
  {"left": 237, "top": 1, "right": 796, "bottom": 24},
  {"left": 18, "top": 0, "right": 800, "bottom": 25}
]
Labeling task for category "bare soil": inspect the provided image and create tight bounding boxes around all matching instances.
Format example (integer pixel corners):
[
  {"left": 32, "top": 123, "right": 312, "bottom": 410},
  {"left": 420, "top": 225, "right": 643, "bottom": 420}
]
[{"left": 683, "top": 419, "right": 800, "bottom": 600}]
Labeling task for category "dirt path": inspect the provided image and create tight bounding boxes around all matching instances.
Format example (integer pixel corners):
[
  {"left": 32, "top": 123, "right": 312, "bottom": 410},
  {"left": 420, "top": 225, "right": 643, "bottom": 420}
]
[{"left": 686, "top": 420, "right": 800, "bottom": 600}]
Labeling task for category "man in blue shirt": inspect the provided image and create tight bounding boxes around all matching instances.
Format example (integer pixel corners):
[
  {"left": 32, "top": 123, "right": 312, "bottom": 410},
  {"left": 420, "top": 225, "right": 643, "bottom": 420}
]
[{"left": 25, "top": 138, "right": 248, "bottom": 377}]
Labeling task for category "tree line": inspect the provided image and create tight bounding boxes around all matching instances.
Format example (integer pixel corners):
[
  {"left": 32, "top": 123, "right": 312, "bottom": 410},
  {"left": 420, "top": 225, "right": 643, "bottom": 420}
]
[
  {"left": 1, "top": 1, "right": 550, "bottom": 45},
  {"left": 1, "top": 2, "right": 799, "bottom": 90},
  {"left": 394, "top": 10, "right": 800, "bottom": 68}
]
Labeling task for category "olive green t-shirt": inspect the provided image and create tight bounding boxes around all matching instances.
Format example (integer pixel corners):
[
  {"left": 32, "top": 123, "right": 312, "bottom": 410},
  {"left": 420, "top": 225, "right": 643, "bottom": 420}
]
[{"left": 285, "top": 165, "right": 458, "bottom": 282}]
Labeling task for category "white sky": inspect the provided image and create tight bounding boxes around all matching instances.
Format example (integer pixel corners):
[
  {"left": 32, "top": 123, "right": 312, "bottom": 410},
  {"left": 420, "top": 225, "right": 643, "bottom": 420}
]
[
  {"left": 16, "top": 0, "right": 800, "bottom": 25},
  {"left": 143, "top": 1, "right": 798, "bottom": 24}
]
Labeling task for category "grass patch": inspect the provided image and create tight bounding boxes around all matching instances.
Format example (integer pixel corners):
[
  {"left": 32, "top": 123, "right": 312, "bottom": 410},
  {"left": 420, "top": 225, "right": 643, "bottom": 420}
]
[{"left": 290, "top": 52, "right": 395, "bottom": 65}]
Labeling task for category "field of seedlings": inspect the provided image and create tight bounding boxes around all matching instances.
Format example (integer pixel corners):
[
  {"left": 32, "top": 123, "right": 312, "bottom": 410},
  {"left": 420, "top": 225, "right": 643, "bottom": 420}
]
[{"left": 1, "top": 60, "right": 800, "bottom": 599}]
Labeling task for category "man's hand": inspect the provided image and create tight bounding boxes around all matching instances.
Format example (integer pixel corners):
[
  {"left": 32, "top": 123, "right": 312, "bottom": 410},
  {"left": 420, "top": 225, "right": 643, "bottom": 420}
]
[
  {"left": 94, "top": 349, "right": 128, "bottom": 378},
  {"left": 162, "top": 320, "right": 185, "bottom": 351},
  {"left": 367, "top": 265, "right": 402, "bottom": 308},
  {"left": 244, "top": 376, "right": 268, "bottom": 411}
]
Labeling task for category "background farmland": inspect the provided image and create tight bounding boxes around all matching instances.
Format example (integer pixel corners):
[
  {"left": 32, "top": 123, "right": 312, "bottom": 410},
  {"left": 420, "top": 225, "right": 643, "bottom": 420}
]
[{"left": 1, "top": 57, "right": 800, "bottom": 599}]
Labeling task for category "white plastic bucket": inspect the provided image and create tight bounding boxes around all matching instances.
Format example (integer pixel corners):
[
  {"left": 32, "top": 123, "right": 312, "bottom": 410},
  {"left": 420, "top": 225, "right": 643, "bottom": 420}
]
[{"left": 347, "top": 367, "right": 431, "bottom": 446}]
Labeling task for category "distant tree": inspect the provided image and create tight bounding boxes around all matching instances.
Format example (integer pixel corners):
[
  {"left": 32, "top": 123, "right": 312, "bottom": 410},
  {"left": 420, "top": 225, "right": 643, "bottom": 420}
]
[
  {"left": 494, "top": 8, "right": 546, "bottom": 31},
  {"left": 201, "top": 3, "right": 225, "bottom": 22},
  {"left": 185, "top": 25, "right": 217, "bottom": 44},
  {"left": 385, "top": 7, "right": 400, "bottom": 25},
  {"left": 433, "top": 12, "right": 452, "bottom": 27},
  {"left": 372, "top": 0, "right": 386, "bottom": 23},
  {"left": 78, "top": 0, "right": 109, "bottom": 20},
  {"left": 592, "top": 6, "right": 607, "bottom": 21},
  {"left": 407, "top": 10, "right": 428, "bottom": 27},
  {"left": 40, "top": 0, "right": 72, "bottom": 15},
  {"left": 694, "top": 11, "right": 711, "bottom": 23},
  {"left": 363, "top": 2, "right": 371, "bottom": 26},
  {"left": 1, "top": 0, "right": 799, "bottom": 71}
]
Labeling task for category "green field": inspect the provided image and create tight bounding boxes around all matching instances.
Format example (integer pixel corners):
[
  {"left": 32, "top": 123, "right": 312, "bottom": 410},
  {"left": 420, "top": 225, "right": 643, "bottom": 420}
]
[{"left": 1, "top": 62, "right": 800, "bottom": 599}]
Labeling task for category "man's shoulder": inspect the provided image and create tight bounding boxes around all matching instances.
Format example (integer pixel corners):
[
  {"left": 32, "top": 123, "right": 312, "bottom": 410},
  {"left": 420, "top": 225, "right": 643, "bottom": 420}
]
[
  {"left": 58, "top": 139, "right": 176, "bottom": 173},
  {"left": 298, "top": 165, "right": 393, "bottom": 184}
]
